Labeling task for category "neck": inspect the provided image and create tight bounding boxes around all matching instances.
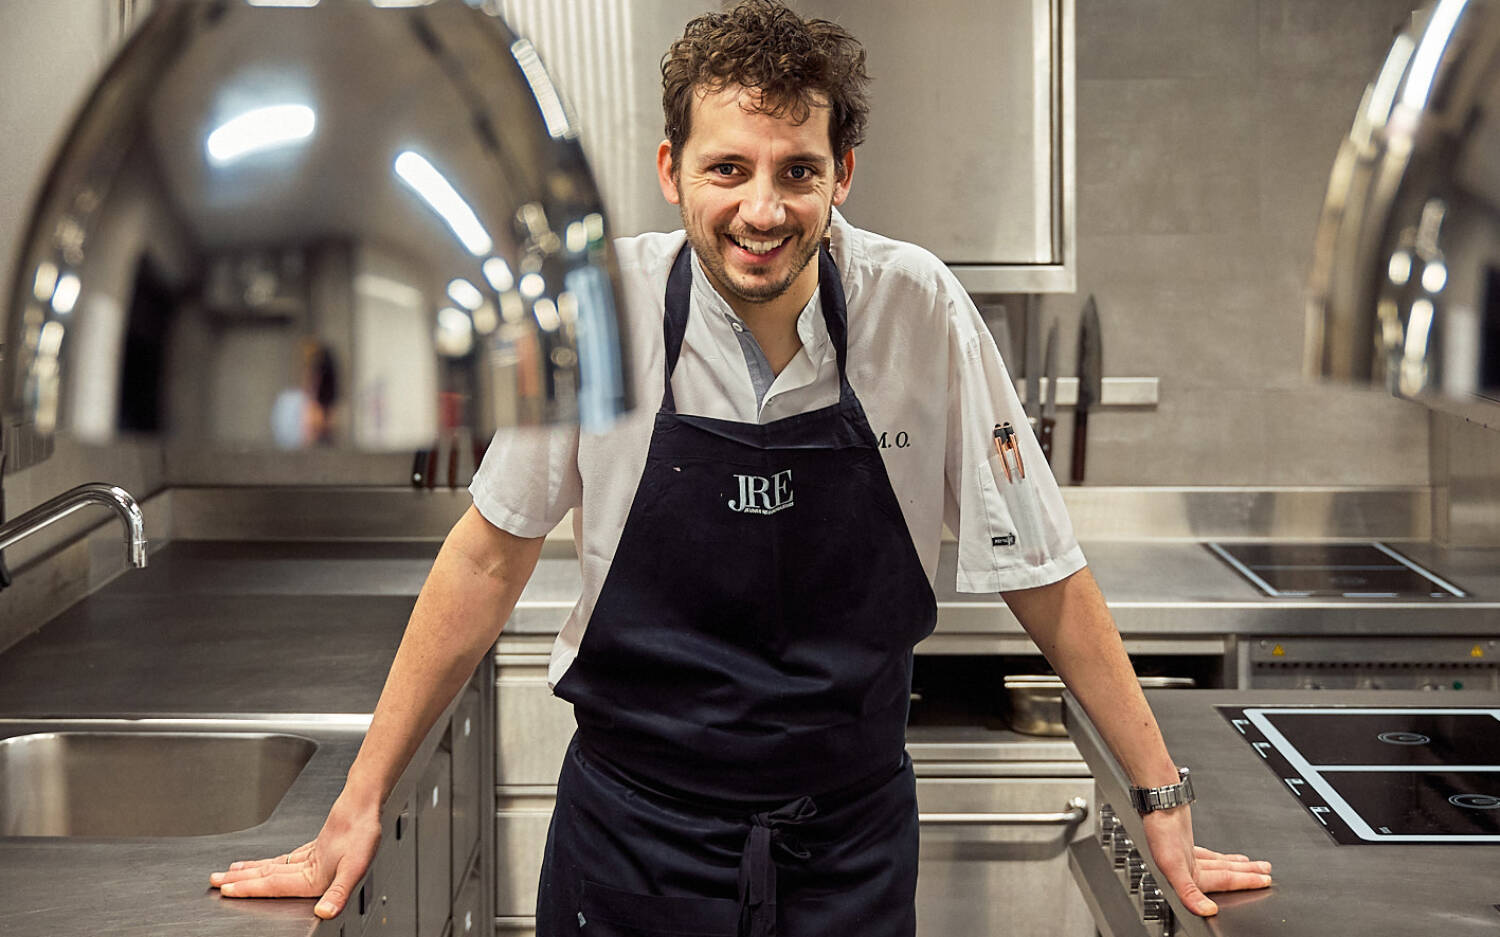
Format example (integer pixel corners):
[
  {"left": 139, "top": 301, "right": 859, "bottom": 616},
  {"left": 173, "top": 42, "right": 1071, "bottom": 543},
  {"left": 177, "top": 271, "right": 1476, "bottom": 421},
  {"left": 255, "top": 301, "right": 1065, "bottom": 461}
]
[{"left": 702, "top": 258, "right": 819, "bottom": 376}]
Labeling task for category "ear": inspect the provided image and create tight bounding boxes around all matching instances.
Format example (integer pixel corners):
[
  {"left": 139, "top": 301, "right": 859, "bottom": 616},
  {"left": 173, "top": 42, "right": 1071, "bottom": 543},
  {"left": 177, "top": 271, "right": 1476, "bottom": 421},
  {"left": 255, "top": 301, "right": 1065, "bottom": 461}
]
[
  {"left": 657, "top": 139, "right": 681, "bottom": 205},
  {"left": 831, "top": 149, "right": 855, "bottom": 206}
]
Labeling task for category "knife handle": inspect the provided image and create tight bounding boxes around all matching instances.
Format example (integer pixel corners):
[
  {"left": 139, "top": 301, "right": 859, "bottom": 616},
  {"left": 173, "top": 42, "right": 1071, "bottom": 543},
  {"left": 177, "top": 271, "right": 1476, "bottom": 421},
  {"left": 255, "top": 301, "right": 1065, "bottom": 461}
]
[
  {"left": 410, "top": 449, "right": 427, "bottom": 488},
  {"left": 1070, "top": 411, "right": 1088, "bottom": 484},
  {"left": 1039, "top": 417, "right": 1055, "bottom": 465}
]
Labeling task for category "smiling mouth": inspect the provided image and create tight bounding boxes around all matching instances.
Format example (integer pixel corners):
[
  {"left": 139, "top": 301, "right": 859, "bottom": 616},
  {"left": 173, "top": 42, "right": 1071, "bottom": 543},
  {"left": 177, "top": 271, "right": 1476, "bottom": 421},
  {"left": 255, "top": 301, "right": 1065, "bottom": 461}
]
[{"left": 727, "top": 233, "right": 789, "bottom": 256}]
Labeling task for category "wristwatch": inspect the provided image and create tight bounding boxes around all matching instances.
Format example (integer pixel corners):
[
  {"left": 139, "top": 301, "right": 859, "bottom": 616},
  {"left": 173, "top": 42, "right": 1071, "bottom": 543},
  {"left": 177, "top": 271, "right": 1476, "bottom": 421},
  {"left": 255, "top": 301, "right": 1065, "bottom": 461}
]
[{"left": 1128, "top": 767, "right": 1195, "bottom": 813}]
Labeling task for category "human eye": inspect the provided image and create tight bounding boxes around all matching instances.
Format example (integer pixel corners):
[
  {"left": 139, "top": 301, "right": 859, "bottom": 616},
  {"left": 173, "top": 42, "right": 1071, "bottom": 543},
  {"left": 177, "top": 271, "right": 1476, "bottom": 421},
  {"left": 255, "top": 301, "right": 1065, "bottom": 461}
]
[
  {"left": 786, "top": 164, "right": 816, "bottom": 182},
  {"left": 708, "top": 163, "right": 739, "bottom": 178}
]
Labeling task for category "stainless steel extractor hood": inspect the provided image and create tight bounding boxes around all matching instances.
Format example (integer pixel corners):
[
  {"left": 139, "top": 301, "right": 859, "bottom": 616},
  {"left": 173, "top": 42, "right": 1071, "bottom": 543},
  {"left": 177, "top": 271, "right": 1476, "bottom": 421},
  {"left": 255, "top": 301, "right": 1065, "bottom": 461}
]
[{"left": 1, "top": 0, "right": 632, "bottom": 473}]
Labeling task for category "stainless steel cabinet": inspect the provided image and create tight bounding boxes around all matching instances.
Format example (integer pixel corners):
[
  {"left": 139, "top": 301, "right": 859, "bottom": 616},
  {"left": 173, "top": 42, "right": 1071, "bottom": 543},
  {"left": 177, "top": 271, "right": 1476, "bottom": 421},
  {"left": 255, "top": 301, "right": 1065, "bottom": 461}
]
[
  {"left": 365, "top": 797, "right": 417, "bottom": 937},
  {"left": 499, "top": 0, "right": 1075, "bottom": 292},
  {"left": 915, "top": 776, "right": 1094, "bottom": 937},
  {"left": 804, "top": 0, "right": 1075, "bottom": 291},
  {"left": 493, "top": 646, "right": 573, "bottom": 932},
  {"left": 450, "top": 682, "right": 484, "bottom": 899},
  {"left": 492, "top": 639, "right": 1098, "bottom": 935},
  {"left": 416, "top": 749, "right": 452, "bottom": 937},
  {"left": 324, "top": 663, "right": 492, "bottom": 937},
  {"left": 453, "top": 857, "right": 485, "bottom": 937}
]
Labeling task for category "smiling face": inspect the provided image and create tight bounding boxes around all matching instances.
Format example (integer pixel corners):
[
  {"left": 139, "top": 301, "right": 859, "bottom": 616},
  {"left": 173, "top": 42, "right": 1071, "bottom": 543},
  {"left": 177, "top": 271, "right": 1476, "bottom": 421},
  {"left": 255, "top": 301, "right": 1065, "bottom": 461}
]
[{"left": 657, "top": 84, "right": 854, "bottom": 316}]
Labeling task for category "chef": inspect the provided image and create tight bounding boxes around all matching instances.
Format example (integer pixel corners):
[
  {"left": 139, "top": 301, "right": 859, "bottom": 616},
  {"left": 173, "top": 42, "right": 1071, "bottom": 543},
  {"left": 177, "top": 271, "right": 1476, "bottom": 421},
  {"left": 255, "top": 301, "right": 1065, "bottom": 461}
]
[{"left": 211, "top": 2, "right": 1273, "bottom": 932}]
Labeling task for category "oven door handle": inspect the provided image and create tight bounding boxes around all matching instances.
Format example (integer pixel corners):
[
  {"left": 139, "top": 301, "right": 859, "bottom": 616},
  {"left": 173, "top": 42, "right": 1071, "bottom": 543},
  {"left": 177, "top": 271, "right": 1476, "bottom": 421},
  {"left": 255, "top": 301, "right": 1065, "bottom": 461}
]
[{"left": 919, "top": 796, "right": 1088, "bottom": 826}]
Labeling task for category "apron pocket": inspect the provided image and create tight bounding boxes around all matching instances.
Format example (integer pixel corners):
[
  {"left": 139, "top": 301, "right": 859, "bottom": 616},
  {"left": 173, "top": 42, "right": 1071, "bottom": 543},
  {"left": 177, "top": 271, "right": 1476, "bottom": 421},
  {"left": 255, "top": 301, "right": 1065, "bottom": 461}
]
[{"left": 578, "top": 880, "right": 739, "bottom": 937}]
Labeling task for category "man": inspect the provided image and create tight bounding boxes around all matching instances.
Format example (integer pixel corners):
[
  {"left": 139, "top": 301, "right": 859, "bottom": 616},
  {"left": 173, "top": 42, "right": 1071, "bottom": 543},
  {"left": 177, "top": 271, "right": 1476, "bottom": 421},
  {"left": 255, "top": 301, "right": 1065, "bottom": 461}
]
[{"left": 212, "top": 3, "right": 1272, "bottom": 933}]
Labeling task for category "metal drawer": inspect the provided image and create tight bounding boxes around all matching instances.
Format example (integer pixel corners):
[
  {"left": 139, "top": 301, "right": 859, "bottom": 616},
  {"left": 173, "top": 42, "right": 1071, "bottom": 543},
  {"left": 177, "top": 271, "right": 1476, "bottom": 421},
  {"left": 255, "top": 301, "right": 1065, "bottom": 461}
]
[
  {"left": 416, "top": 748, "right": 452, "bottom": 937},
  {"left": 452, "top": 851, "right": 484, "bottom": 937},
  {"left": 488, "top": 774, "right": 1092, "bottom": 935},
  {"left": 495, "top": 653, "right": 575, "bottom": 786},
  {"left": 450, "top": 682, "right": 482, "bottom": 900},
  {"left": 493, "top": 791, "right": 554, "bottom": 918},
  {"left": 916, "top": 776, "right": 1094, "bottom": 937},
  {"left": 364, "top": 796, "right": 417, "bottom": 937}
]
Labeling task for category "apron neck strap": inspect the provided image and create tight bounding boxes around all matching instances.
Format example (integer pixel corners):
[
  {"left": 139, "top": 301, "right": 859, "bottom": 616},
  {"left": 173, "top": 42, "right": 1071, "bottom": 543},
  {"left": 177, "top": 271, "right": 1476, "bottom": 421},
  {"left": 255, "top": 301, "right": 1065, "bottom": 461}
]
[{"left": 661, "top": 244, "right": 852, "bottom": 413}]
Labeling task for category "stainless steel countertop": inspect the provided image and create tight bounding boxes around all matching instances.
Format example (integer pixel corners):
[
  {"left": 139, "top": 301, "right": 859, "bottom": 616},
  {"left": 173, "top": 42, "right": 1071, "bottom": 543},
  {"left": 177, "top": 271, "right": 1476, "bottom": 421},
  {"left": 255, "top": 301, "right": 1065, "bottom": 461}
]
[
  {"left": 0, "top": 716, "right": 366, "bottom": 937},
  {"left": 0, "top": 546, "right": 455, "bottom": 937},
  {"left": 1064, "top": 689, "right": 1500, "bottom": 937},
  {"left": 95, "top": 538, "right": 1500, "bottom": 640},
  {"left": 2, "top": 537, "right": 1495, "bottom": 936}
]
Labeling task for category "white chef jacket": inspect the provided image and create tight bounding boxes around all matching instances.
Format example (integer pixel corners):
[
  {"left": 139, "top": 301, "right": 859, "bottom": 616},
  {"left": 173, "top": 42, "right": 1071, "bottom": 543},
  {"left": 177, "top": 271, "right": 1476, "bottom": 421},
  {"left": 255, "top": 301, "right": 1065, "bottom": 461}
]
[{"left": 471, "top": 210, "right": 1086, "bottom": 686}]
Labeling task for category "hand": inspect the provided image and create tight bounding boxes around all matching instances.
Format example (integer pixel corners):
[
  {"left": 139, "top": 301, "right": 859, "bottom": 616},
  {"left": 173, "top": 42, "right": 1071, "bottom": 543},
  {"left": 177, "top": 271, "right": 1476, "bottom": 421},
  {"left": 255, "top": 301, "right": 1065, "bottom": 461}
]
[
  {"left": 209, "top": 791, "right": 383, "bottom": 919},
  {"left": 1141, "top": 805, "right": 1273, "bottom": 916}
]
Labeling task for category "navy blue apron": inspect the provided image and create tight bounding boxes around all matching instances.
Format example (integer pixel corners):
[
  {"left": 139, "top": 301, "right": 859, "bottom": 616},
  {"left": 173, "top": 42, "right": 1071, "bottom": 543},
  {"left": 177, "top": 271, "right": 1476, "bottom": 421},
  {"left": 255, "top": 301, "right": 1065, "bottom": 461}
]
[{"left": 538, "top": 244, "right": 937, "bottom": 937}]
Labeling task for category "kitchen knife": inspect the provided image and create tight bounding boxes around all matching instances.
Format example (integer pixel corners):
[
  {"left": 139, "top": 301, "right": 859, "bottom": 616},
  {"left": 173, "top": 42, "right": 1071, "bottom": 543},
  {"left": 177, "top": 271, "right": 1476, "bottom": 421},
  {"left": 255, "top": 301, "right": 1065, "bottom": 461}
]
[
  {"left": 988, "top": 304, "right": 1015, "bottom": 374},
  {"left": 1023, "top": 295, "right": 1041, "bottom": 429},
  {"left": 1040, "top": 321, "right": 1058, "bottom": 465},
  {"left": 1070, "top": 295, "right": 1102, "bottom": 484},
  {"left": 410, "top": 449, "right": 427, "bottom": 488}
]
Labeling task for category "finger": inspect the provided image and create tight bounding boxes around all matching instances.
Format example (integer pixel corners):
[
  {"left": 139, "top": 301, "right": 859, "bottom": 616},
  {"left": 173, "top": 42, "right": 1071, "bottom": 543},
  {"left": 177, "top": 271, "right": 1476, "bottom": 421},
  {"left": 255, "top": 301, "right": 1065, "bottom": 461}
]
[
  {"left": 1173, "top": 879, "right": 1219, "bottom": 917},
  {"left": 315, "top": 858, "right": 364, "bottom": 919},
  {"left": 223, "top": 858, "right": 278, "bottom": 873},
  {"left": 1196, "top": 858, "right": 1272, "bottom": 874},
  {"left": 212, "top": 862, "right": 279, "bottom": 886},
  {"left": 288, "top": 843, "right": 316, "bottom": 863},
  {"left": 214, "top": 862, "right": 303, "bottom": 887},
  {"left": 1194, "top": 846, "right": 1250, "bottom": 861},
  {"left": 1199, "top": 868, "right": 1275, "bottom": 893},
  {"left": 222, "top": 840, "right": 316, "bottom": 874},
  {"left": 218, "top": 869, "right": 320, "bottom": 899}
]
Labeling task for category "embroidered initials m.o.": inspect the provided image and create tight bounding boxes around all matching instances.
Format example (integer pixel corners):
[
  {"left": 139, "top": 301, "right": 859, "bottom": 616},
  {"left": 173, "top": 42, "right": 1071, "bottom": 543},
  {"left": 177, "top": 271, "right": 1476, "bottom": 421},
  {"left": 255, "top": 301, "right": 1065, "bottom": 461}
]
[{"left": 727, "top": 469, "right": 794, "bottom": 515}]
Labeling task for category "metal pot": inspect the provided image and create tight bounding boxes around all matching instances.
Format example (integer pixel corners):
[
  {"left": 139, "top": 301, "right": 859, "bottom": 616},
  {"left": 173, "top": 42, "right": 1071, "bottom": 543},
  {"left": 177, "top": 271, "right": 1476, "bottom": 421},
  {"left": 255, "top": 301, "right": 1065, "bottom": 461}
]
[{"left": 1002, "top": 675, "right": 1196, "bottom": 736}]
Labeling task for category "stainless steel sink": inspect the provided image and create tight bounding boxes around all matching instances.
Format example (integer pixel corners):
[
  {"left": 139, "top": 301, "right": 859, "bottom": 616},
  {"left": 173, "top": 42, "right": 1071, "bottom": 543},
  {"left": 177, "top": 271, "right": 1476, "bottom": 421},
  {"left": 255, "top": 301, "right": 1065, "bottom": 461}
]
[{"left": 0, "top": 719, "right": 322, "bottom": 837}]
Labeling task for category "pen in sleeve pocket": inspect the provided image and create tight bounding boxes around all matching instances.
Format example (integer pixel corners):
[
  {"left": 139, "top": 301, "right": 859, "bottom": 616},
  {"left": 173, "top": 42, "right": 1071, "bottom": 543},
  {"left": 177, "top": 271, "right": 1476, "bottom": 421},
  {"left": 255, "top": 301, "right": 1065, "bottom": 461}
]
[{"left": 992, "top": 422, "right": 1026, "bottom": 482}]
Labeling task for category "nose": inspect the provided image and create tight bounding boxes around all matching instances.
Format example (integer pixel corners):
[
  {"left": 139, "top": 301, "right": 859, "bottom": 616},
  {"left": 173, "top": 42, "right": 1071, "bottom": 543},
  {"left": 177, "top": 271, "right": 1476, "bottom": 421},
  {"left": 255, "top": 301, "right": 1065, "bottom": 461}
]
[{"left": 738, "top": 175, "right": 786, "bottom": 233}]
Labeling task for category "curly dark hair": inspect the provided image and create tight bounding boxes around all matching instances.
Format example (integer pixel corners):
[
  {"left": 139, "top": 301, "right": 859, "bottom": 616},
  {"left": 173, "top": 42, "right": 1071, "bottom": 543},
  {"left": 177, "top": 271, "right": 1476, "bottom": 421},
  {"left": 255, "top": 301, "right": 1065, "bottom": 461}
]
[{"left": 661, "top": 0, "right": 870, "bottom": 180}]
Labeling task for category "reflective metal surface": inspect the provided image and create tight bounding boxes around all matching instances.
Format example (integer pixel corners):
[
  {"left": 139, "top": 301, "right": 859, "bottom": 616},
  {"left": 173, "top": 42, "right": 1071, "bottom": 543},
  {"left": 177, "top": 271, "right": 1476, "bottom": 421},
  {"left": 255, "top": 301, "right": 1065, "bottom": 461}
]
[
  {"left": 2, "top": 0, "right": 629, "bottom": 471},
  {"left": 0, "top": 723, "right": 314, "bottom": 837},
  {"left": 0, "top": 482, "right": 146, "bottom": 568},
  {"left": 1068, "top": 690, "right": 1500, "bottom": 937},
  {"left": 1307, "top": 0, "right": 1500, "bottom": 415}
]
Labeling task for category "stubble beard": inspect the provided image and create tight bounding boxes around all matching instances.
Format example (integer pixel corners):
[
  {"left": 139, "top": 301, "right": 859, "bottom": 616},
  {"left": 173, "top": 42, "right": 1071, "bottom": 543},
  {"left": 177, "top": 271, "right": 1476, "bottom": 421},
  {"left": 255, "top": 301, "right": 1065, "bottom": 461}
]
[{"left": 682, "top": 206, "right": 825, "bottom": 308}]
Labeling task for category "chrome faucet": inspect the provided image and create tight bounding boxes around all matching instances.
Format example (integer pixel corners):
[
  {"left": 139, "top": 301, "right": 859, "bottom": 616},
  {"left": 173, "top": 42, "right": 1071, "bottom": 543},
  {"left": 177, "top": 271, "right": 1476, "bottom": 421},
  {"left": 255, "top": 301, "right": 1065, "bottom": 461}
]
[{"left": 0, "top": 484, "right": 148, "bottom": 570}]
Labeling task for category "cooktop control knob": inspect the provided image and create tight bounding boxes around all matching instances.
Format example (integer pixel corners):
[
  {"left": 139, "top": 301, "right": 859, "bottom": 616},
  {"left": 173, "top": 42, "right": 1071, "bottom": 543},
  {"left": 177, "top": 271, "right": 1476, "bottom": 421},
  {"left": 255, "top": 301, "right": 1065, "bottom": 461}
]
[
  {"left": 1138, "top": 873, "right": 1171, "bottom": 937},
  {"left": 1111, "top": 829, "right": 1132, "bottom": 874},
  {"left": 1126, "top": 851, "right": 1147, "bottom": 894}
]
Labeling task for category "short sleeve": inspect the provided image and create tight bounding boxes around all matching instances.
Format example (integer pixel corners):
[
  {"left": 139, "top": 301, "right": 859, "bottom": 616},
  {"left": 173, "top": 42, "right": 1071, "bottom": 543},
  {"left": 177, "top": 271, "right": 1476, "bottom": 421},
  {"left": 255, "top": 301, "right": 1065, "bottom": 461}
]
[
  {"left": 468, "top": 424, "right": 583, "bottom": 538},
  {"left": 941, "top": 282, "right": 1086, "bottom": 593}
]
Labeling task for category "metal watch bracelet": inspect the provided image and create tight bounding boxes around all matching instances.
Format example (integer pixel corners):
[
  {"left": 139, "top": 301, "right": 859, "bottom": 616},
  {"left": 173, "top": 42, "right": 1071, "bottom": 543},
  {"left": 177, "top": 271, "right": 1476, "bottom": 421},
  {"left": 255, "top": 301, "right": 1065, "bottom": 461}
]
[{"left": 1128, "top": 767, "right": 1195, "bottom": 813}]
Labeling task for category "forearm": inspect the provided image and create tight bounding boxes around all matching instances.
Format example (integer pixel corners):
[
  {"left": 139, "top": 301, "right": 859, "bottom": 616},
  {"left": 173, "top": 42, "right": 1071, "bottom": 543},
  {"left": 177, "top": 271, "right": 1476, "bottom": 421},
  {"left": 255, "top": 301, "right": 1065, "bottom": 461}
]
[
  {"left": 344, "top": 507, "right": 544, "bottom": 809},
  {"left": 1002, "top": 566, "right": 1179, "bottom": 788}
]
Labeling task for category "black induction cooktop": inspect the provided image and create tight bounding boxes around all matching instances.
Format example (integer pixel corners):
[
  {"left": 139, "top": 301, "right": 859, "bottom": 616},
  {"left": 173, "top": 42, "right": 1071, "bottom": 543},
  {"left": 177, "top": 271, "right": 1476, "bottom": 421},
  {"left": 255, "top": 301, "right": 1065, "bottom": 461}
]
[
  {"left": 1221, "top": 706, "right": 1500, "bottom": 844},
  {"left": 1206, "top": 542, "right": 1467, "bottom": 598}
]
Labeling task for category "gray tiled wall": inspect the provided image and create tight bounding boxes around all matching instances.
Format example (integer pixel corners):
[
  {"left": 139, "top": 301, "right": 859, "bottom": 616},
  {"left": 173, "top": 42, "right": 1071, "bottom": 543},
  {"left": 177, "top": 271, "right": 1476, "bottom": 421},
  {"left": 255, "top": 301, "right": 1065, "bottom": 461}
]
[{"left": 1041, "top": 0, "right": 1432, "bottom": 485}]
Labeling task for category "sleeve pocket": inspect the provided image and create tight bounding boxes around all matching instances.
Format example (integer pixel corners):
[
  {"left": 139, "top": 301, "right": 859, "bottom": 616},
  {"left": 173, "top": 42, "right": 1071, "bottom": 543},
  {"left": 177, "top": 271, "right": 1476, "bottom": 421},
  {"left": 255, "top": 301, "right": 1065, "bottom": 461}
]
[
  {"left": 579, "top": 880, "right": 740, "bottom": 937},
  {"left": 980, "top": 453, "right": 1049, "bottom": 569}
]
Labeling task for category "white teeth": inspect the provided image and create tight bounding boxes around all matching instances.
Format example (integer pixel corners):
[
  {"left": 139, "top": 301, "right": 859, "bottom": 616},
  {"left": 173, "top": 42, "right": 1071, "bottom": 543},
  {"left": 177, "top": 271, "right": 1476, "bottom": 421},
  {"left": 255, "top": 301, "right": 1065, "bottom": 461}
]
[{"left": 730, "top": 235, "right": 787, "bottom": 255}]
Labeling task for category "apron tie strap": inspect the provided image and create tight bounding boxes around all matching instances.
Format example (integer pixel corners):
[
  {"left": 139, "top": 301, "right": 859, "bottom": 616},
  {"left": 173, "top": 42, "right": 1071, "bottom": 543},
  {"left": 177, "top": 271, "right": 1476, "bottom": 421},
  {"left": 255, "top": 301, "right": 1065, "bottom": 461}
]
[{"left": 736, "top": 796, "right": 818, "bottom": 937}]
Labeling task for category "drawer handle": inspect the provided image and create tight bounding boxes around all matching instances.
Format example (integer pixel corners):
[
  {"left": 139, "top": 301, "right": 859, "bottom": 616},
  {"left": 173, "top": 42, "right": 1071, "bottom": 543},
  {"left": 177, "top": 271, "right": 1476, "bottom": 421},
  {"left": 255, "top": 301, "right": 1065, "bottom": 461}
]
[{"left": 919, "top": 796, "right": 1088, "bottom": 826}]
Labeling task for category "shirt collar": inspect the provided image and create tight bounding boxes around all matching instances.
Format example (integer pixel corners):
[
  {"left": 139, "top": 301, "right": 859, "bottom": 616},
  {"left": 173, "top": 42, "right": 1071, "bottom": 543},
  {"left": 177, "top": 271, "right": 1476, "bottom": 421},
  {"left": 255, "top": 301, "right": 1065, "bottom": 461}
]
[{"left": 687, "top": 249, "right": 830, "bottom": 362}]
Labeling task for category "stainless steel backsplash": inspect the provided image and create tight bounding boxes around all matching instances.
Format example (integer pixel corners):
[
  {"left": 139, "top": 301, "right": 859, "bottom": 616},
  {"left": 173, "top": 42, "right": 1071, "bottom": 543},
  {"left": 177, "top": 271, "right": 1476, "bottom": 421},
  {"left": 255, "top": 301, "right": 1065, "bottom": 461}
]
[{"left": 1433, "top": 413, "right": 1500, "bottom": 547}]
